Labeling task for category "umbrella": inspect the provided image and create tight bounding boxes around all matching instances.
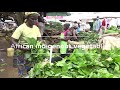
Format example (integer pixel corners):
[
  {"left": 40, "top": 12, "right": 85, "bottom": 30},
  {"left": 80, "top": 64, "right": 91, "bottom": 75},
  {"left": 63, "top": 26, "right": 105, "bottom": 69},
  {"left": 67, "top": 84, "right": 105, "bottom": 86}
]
[{"left": 46, "top": 12, "right": 71, "bottom": 16}]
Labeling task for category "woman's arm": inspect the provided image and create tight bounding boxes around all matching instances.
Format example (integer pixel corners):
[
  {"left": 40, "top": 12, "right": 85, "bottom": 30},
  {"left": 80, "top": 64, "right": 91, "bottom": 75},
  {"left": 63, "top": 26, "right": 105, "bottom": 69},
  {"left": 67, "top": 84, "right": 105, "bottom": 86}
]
[
  {"left": 73, "top": 29, "right": 77, "bottom": 40},
  {"left": 11, "top": 37, "right": 30, "bottom": 51}
]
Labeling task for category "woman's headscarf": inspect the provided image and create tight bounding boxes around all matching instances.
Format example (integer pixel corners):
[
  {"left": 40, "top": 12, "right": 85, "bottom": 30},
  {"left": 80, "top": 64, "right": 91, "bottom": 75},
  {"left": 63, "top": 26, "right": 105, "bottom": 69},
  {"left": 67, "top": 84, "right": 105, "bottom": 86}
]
[
  {"left": 25, "top": 12, "right": 40, "bottom": 17},
  {"left": 24, "top": 12, "right": 40, "bottom": 22}
]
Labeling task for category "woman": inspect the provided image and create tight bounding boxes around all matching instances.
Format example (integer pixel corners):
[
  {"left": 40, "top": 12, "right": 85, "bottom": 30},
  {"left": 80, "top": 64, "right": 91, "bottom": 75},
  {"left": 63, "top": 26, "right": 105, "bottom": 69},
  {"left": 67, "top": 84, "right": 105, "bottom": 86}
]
[
  {"left": 11, "top": 12, "right": 41, "bottom": 77},
  {"left": 59, "top": 23, "right": 71, "bottom": 58},
  {"left": 72, "top": 24, "right": 78, "bottom": 40}
]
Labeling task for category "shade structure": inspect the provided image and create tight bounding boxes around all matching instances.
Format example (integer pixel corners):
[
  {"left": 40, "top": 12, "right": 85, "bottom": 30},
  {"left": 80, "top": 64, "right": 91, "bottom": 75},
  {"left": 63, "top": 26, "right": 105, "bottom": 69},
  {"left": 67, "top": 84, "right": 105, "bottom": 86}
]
[{"left": 46, "top": 12, "right": 71, "bottom": 16}]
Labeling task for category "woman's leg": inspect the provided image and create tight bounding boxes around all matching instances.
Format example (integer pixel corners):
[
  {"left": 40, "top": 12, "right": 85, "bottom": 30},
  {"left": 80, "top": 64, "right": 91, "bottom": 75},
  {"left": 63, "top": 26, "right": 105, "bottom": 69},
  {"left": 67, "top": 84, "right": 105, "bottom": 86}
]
[{"left": 17, "top": 54, "right": 26, "bottom": 77}]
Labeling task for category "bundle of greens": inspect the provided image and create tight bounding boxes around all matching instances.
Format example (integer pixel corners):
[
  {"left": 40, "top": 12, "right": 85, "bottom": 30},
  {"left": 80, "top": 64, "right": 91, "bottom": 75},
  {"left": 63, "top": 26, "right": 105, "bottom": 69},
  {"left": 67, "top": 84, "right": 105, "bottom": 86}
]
[{"left": 16, "top": 37, "right": 50, "bottom": 64}]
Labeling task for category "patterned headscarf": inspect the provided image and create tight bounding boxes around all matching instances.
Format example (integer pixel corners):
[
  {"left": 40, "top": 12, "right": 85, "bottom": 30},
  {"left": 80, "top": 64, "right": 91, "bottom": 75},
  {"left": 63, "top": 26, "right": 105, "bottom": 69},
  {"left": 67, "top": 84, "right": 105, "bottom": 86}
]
[
  {"left": 24, "top": 12, "right": 40, "bottom": 22},
  {"left": 25, "top": 12, "right": 40, "bottom": 17}
]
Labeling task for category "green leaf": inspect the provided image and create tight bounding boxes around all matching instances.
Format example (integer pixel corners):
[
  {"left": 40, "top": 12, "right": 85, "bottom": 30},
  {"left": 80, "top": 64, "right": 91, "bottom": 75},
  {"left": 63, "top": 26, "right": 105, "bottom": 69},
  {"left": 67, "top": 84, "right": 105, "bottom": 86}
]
[
  {"left": 114, "top": 63, "right": 119, "bottom": 72},
  {"left": 52, "top": 68, "right": 61, "bottom": 74},
  {"left": 62, "top": 64, "right": 69, "bottom": 72},
  {"left": 56, "top": 59, "right": 66, "bottom": 66},
  {"left": 67, "top": 63, "right": 72, "bottom": 69},
  {"left": 45, "top": 71, "right": 52, "bottom": 76},
  {"left": 78, "top": 59, "right": 87, "bottom": 68},
  {"left": 24, "top": 37, "right": 37, "bottom": 46},
  {"left": 106, "top": 57, "right": 113, "bottom": 62},
  {"left": 28, "top": 57, "right": 32, "bottom": 62},
  {"left": 61, "top": 75, "right": 72, "bottom": 78},
  {"left": 81, "top": 68, "right": 91, "bottom": 76},
  {"left": 70, "top": 55, "right": 78, "bottom": 64},
  {"left": 24, "top": 52, "right": 31, "bottom": 59},
  {"left": 97, "top": 68, "right": 108, "bottom": 74},
  {"left": 78, "top": 69, "right": 86, "bottom": 76},
  {"left": 29, "top": 68, "right": 35, "bottom": 78},
  {"left": 76, "top": 76, "right": 85, "bottom": 78}
]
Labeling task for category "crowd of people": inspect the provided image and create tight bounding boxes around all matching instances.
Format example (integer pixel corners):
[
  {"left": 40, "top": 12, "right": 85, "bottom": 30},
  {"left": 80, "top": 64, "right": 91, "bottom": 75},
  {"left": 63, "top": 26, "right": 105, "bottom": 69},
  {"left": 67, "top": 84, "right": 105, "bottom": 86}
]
[
  {"left": 93, "top": 16, "right": 120, "bottom": 34},
  {"left": 59, "top": 16, "right": 120, "bottom": 36}
]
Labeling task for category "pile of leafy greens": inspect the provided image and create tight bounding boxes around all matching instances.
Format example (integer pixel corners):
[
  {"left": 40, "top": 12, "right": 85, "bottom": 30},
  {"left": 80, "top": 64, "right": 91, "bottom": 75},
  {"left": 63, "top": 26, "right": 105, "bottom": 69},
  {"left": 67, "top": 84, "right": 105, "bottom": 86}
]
[
  {"left": 45, "top": 21, "right": 63, "bottom": 31},
  {"left": 105, "top": 26, "right": 120, "bottom": 34},
  {"left": 78, "top": 31, "right": 99, "bottom": 44},
  {"left": 29, "top": 48, "right": 120, "bottom": 78}
]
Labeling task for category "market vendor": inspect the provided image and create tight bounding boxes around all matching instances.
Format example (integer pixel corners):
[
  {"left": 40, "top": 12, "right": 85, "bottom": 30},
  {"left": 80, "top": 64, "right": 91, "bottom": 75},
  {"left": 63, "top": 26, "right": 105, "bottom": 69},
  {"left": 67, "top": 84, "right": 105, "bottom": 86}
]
[
  {"left": 60, "top": 23, "right": 78, "bottom": 54},
  {"left": 11, "top": 12, "right": 41, "bottom": 77},
  {"left": 52, "top": 24, "right": 79, "bottom": 63},
  {"left": 93, "top": 16, "right": 102, "bottom": 33},
  {"left": 59, "top": 23, "right": 71, "bottom": 58}
]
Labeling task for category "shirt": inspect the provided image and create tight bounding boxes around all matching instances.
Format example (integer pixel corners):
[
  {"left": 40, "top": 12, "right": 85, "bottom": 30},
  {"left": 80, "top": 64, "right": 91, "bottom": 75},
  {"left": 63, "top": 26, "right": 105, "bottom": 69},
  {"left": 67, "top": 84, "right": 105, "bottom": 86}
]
[
  {"left": 60, "top": 33, "right": 68, "bottom": 54},
  {"left": 85, "top": 24, "right": 90, "bottom": 29},
  {"left": 77, "top": 27, "right": 80, "bottom": 33},
  {"left": 102, "top": 19, "right": 106, "bottom": 26},
  {"left": 12, "top": 23, "right": 41, "bottom": 44}
]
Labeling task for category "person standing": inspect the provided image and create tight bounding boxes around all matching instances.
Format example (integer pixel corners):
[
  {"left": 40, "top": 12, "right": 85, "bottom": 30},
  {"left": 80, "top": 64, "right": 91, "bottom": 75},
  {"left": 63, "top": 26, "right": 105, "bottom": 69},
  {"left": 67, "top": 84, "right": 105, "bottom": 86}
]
[
  {"left": 59, "top": 23, "right": 70, "bottom": 58},
  {"left": 94, "top": 16, "right": 102, "bottom": 33},
  {"left": 11, "top": 12, "right": 41, "bottom": 77},
  {"left": 102, "top": 17, "right": 107, "bottom": 31}
]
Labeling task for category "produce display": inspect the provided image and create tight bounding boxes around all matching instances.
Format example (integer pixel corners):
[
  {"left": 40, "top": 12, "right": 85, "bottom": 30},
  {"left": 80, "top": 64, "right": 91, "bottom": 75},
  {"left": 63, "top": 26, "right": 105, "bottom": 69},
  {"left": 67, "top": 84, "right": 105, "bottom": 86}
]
[
  {"left": 45, "top": 21, "right": 63, "bottom": 31},
  {"left": 29, "top": 48, "right": 120, "bottom": 78},
  {"left": 13, "top": 25, "right": 120, "bottom": 78},
  {"left": 2, "top": 12, "right": 120, "bottom": 78},
  {"left": 43, "top": 21, "right": 63, "bottom": 45},
  {"left": 105, "top": 26, "right": 120, "bottom": 34},
  {"left": 78, "top": 31, "right": 99, "bottom": 44}
]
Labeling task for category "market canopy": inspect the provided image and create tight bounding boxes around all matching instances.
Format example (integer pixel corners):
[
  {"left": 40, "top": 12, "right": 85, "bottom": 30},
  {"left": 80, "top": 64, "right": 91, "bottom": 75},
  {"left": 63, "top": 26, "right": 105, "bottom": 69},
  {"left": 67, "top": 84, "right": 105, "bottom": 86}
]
[
  {"left": 46, "top": 12, "right": 71, "bottom": 16},
  {"left": 60, "top": 13, "right": 97, "bottom": 22}
]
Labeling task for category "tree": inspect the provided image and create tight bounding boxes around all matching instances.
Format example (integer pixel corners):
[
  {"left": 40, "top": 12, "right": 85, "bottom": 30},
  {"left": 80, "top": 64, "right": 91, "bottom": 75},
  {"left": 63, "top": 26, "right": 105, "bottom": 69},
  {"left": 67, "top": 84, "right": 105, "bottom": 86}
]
[
  {"left": 0, "top": 12, "right": 48, "bottom": 26},
  {"left": 15, "top": 12, "right": 25, "bottom": 25},
  {"left": 0, "top": 12, "right": 25, "bottom": 26}
]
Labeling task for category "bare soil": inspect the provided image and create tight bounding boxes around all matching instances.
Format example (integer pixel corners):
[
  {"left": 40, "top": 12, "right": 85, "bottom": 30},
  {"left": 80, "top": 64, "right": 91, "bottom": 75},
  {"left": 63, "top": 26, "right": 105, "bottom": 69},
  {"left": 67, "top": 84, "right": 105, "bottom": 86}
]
[{"left": 0, "top": 36, "right": 19, "bottom": 78}]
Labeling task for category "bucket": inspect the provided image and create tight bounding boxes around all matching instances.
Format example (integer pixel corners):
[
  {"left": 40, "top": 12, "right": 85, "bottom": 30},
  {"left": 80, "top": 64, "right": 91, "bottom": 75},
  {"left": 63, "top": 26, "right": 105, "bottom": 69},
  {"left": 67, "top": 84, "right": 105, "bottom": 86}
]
[{"left": 7, "top": 48, "right": 14, "bottom": 57}]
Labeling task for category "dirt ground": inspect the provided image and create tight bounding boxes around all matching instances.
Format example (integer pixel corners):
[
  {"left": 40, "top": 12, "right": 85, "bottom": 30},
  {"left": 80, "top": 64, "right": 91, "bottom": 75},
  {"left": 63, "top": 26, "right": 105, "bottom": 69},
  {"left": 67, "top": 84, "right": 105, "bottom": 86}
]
[{"left": 0, "top": 36, "right": 19, "bottom": 78}]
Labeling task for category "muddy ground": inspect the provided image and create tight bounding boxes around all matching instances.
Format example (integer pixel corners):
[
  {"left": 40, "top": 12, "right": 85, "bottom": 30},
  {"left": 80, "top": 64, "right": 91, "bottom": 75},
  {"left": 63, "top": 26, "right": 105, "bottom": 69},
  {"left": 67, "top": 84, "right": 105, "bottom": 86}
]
[{"left": 0, "top": 36, "right": 19, "bottom": 78}]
